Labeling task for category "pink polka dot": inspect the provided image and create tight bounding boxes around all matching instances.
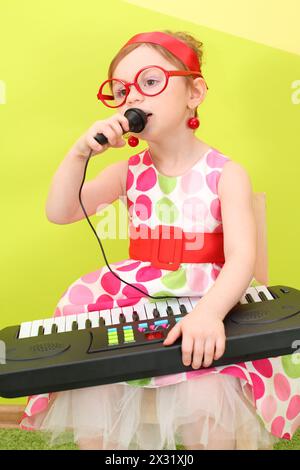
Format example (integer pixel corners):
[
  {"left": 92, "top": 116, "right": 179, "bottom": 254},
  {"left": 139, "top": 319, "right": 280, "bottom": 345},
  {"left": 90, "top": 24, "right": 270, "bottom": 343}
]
[
  {"left": 129, "top": 154, "right": 140, "bottom": 165},
  {"left": 286, "top": 395, "right": 300, "bottom": 420},
  {"left": 187, "top": 265, "right": 209, "bottom": 292},
  {"left": 182, "top": 197, "right": 208, "bottom": 223},
  {"left": 88, "top": 294, "right": 114, "bottom": 311},
  {"left": 206, "top": 171, "right": 221, "bottom": 195},
  {"left": 261, "top": 395, "right": 277, "bottom": 422},
  {"left": 211, "top": 266, "right": 222, "bottom": 280},
  {"left": 181, "top": 170, "right": 204, "bottom": 194},
  {"left": 274, "top": 373, "right": 291, "bottom": 401},
  {"left": 30, "top": 397, "right": 49, "bottom": 415},
  {"left": 117, "top": 297, "right": 143, "bottom": 307},
  {"left": 101, "top": 272, "right": 121, "bottom": 295},
  {"left": 210, "top": 198, "right": 222, "bottom": 221},
  {"left": 136, "top": 167, "right": 157, "bottom": 191},
  {"left": 127, "top": 199, "right": 134, "bottom": 216},
  {"left": 117, "top": 261, "right": 141, "bottom": 271},
  {"left": 143, "top": 150, "right": 152, "bottom": 165},
  {"left": 249, "top": 372, "right": 265, "bottom": 401},
  {"left": 135, "top": 195, "right": 152, "bottom": 221},
  {"left": 207, "top": 150, "right": 229, "bottom": 168},
  {"left": 63, "top": 304, "right": 87, "bottom": 315},
  {"left": 122, "top": 283, "right": 149, "bottom": 301},
  {"left": 68, "top": 285, "right": 94, "bottom": 304},
  {"left": 81, "top": 270, "right": 101, "bottom": 284},
  {"left": 271, "top": 416, "right": 285, "bottom": 437},
  {"left": 220, "top": 366, "right": 248, "bottom": 381},
  {"left": 213, "top": 224, "right": 223, "bottom": 233},
  {"left": 136, "top": 265, "right": 162, "bottom": 282},
  {"left": 126, "top": 169, "right": 134, "bottom": 191},
  {"left": 252, "top": 359, "right": 273, "bottom": 378},
  {"left": 54, "top": 307, "right": 61, "bottom": 317}
]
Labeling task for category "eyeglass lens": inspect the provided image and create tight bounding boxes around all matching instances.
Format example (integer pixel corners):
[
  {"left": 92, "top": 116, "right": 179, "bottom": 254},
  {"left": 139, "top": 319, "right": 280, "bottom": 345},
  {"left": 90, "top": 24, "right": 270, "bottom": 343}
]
[{"left": 101, "top": 67, "right": 167, "bottom": 107}]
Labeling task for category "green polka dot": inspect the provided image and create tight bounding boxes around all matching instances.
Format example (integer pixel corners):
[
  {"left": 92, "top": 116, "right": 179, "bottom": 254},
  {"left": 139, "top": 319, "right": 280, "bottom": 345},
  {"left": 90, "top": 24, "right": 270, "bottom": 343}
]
[
  {"left": 158, "top": 175, "right": 177, "bottom": 194},
  {"left": 126, "top": 377, "right": 152, "bottom": 387},
  {"left": 161, "top": 267, "right": 186, "bottom": 289},
  {"left": 281, "top": 354, "right": 300, "bottom": 378},
  {"left": 155, "top": 197, "right": 179, "bottom": 223},
  {"left": 148, "top": 290, "right": 175, "bottom": 303}
]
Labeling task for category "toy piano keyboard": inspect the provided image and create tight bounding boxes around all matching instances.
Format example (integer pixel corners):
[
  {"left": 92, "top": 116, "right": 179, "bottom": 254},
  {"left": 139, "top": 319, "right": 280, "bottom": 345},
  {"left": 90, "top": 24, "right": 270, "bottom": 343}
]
[{"left": 0, "top": 284, "right": 300, "bottom": 398}]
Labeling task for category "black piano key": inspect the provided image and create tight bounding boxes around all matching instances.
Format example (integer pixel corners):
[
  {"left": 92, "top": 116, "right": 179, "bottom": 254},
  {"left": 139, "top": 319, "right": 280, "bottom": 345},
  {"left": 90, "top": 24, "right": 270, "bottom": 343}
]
[
  {"left": 245, "top": 293, "right": 255, "bottom": 303},
  {"left": 51, "top": 324, "right": 58, "bottom": 334},
  {"left": 132, "top": 311, "right": 139, "bottom": 321},
  {"left": 179, "top": 304, "right": 188, "bottom": 314},
  {"left": 166, "top": 306, "right": 173, "bottom": 316},
  {"left": 119, "top": 313, "right": 126, "bottom": 323},
  {"left": 153, "top": 308, "right": 160, "bottom": 318},
  {"left": 38, "top": 325, "right": 44, "bottom": 336},
  {"left": 72, "top": 321, "right": 78, "bottom": 331},
  {"left": 85, "top": 319, "right": 92, "bottom": 329},
  {"left": 258, "top": 291, "right": 268, "bottom": 301},
  {"left": 99, "top": 317, "right": 106, "bottom": 327}
]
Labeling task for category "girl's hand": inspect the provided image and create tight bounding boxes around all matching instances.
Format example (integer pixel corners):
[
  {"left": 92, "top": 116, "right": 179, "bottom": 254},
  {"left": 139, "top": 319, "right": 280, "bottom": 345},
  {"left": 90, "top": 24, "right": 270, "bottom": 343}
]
[
  {"left": 163, "top": 308, "right": 226, "bottom": 369},
  {"left": 72, "top": 112, "right": 130, "bottom": 159}
]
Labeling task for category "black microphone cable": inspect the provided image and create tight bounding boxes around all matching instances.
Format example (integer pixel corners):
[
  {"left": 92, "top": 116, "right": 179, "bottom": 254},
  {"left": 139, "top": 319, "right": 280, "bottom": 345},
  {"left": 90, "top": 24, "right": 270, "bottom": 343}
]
[{"left": 78, "top": 148, "right": 183, "bottom": 302}]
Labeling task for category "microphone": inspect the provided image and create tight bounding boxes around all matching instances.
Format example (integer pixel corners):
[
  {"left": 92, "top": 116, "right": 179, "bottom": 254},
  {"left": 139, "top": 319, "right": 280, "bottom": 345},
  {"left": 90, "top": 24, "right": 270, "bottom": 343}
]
[{"left": 94, "top": 108, "right": 150, "bottom": 146}]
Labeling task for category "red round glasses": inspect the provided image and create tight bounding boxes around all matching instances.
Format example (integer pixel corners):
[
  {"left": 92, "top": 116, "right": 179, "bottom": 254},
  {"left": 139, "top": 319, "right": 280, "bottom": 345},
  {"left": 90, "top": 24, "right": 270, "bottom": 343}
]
[{"left": 97, "top": 65, "right": 206, "bottom": 108}]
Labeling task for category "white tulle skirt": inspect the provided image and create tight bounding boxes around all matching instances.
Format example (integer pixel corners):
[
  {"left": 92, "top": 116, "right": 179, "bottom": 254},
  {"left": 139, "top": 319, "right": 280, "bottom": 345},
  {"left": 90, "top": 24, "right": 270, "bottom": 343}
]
[{"left": 25, "top": 374, "right": 279, "bottom": 450}]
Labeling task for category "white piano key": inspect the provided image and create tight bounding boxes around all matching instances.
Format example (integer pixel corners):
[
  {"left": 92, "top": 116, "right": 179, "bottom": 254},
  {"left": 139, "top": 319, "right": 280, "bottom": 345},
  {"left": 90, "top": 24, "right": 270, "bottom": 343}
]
[
  {"left": 54, "top": 317, "right": 66, "bottom": 333},
  {"left": 132, "top": 304, "right": 147, "bottom": 321},
  {"left": 255, "top": 285, "right": 274, "bottom": 300},
  {"left": 144, "top": 302, "right": 157, "bottom": 319},
  {"left": 30, "top": 320, "right": 44, "bottom": 337},
  {"left": 189, "top": 297, "right": 202, "bottom": 309},
  {"left": 246, "top": 287, "right": 262, "bottom": 302},
  {"left": 154, "top": 301, "right": 169, "bottom": 318},
  {"left": 19, "top": 321, "right": 32, "bottom": 339},
  {"left": 110, "top": 307, "right": 122, "bottom": 325},
  {"left": 121, "top": 306, "right": 135, "bottom": 323},
  {"left": 166, "top": 298, "right": 181, "bottom": 315},
  {"left": 239, "top": 290, "right": 249, "bottom": 304},
  {"left": 88, "top": 311, "right": 100, "bottom": 328},
  {"left": 178, "top": 297, "right": 193, "bottom": 313},
  {"left": 99, "top": 309, "right": 112, "bottom": 326},
  {"left": 77, "top": 313, "right": 88, "bottom": 330},
  {"left": 43, "top": 318, "right": 55, "bottom": 335},
  {"left": 65, "top": 315, "right": 78, "bottom": 332}
]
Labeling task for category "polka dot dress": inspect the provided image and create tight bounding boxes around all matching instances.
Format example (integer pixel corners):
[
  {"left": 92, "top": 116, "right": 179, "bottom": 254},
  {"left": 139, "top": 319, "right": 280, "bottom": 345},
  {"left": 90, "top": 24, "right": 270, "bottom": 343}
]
[{"left": 19, "top": 147, "right": 300, "bottom": 447}]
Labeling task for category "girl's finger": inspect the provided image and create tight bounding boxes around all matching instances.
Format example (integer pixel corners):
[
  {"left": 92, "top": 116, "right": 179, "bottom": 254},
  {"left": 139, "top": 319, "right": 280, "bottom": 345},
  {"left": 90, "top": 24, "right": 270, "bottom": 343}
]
[
  {"left": 163, "top": 323, "right": 181, "bottom": 345},
  {"left": 181, "top": 334, "right": 194, "bottom": 367},
  {"left": 202, "top": 337, "right": 216, "bottom": 368},
  {"left": 214, "top": 336, "right": 226, "bottom": 361},
  {"left": 191, "top": 338, "right": 204, "bottom": 370}
]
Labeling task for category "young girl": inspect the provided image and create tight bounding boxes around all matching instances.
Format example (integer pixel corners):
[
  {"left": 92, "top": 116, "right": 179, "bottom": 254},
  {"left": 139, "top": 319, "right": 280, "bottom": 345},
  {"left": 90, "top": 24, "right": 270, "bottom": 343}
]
[{"left": 19, "top": 30, "right": 299, "bottom": 450}]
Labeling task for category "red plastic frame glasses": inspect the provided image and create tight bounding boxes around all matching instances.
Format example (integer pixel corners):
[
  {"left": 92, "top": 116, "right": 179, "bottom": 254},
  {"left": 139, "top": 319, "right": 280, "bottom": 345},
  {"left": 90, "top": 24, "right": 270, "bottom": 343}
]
[{"left": 97, "top": 65, "right": 205, "bottom": 108}]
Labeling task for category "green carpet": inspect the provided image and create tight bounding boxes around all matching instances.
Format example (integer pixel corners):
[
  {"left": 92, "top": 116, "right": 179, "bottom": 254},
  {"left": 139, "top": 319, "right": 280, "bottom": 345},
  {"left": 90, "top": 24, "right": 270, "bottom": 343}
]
[{"left": 0, "top": 428, "right": 300, "bottom": 450}]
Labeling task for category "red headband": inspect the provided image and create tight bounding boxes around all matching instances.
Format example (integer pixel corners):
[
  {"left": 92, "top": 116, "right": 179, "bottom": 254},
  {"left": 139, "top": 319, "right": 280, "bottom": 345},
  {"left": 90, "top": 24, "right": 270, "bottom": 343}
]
[{"left": 121, "top": 31, "right": 201, "bottom": 73}]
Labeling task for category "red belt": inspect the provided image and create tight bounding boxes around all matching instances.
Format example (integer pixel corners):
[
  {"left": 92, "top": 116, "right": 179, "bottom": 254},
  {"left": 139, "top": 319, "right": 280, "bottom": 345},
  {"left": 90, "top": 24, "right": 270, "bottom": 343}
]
[{"left": 129, "top": 224, "right": 225, "bottom": 271}]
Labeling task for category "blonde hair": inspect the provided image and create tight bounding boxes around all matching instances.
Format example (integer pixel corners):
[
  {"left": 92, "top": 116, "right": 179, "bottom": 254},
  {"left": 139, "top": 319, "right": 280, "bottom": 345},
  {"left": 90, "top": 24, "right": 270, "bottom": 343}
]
[{"left": 107, "top": 30, "right": 205, "bottom": 118}]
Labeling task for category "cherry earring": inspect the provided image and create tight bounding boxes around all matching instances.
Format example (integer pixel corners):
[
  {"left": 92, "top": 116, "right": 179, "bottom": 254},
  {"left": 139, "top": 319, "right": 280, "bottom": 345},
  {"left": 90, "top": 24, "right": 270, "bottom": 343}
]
[
  {"left": 187, "top": 117, "right": 200, "bottom": 129},
  {"left": 127, "top": 135, "right": 139, "bottom": 147}
]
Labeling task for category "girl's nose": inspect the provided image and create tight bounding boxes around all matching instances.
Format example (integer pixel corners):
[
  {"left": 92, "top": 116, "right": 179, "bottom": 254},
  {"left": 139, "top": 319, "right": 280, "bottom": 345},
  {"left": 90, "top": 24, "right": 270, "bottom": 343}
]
[{"left": 126, "top": 84, "right": 144, "bottom": 105}]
